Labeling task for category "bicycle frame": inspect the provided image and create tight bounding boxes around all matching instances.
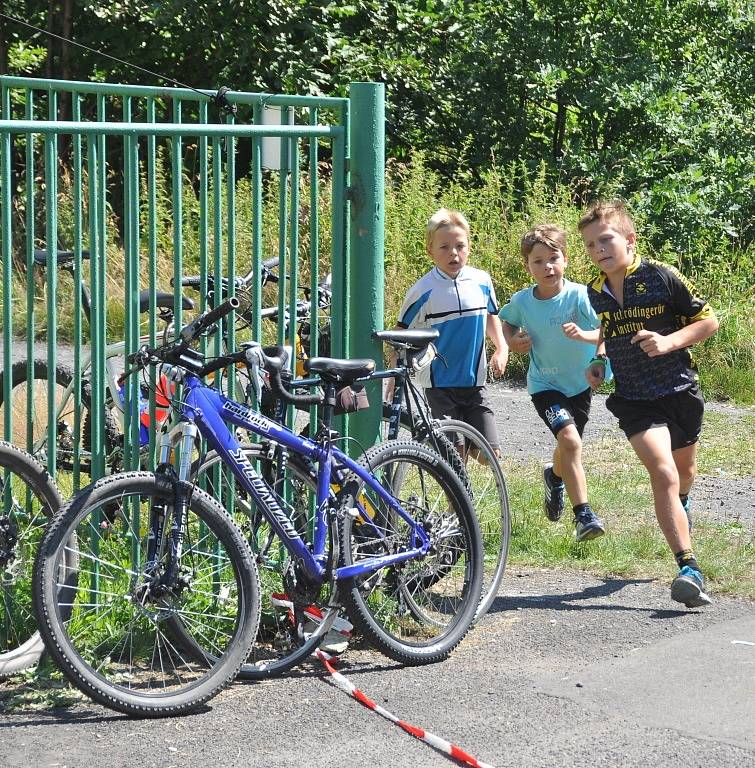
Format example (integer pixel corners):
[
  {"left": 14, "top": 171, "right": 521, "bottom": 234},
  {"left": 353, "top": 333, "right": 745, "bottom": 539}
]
[{"left": 172, "top": 373, "right": 432, "bottom": 585}]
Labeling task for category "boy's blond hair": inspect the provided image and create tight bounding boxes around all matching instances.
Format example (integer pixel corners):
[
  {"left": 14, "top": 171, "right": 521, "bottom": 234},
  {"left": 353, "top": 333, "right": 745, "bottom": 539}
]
[
  {"left": 521, "top": 224, "right": 567, "bottom": 261},
  {"left": 577, "top": 200, "right": 636, "bottom": 237},
  {"left": 426, "top": 208, "right": 470, "bottom": 250}
]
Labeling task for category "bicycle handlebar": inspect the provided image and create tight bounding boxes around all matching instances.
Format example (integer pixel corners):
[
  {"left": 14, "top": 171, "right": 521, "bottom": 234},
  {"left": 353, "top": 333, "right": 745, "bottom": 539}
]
[{"left": 179, "top": 297, "right": 240, "bottom": 343}]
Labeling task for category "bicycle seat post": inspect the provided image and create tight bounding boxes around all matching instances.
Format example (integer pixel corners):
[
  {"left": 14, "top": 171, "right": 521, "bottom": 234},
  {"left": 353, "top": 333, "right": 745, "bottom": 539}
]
[{"left": 319, "top": 381, "right": 338, "bottom": 441}]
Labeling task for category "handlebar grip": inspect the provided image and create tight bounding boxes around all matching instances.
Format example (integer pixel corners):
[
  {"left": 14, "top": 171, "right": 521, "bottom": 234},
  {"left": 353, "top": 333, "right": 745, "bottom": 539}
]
[
  {"left": 260, "top": 305, "right": 280, "bottom": 320},
  {"left": 180, "top": 297, "right": 240, "bottom": 343},
  {"left": 180, "top": 276, "right": 203, "bottom": 289}
]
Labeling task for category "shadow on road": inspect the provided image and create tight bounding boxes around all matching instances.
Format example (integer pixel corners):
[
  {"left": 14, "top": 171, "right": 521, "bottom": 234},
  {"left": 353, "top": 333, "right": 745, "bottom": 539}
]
[{"left": 488, "top": 576, "right": 692, "bottom": 619}]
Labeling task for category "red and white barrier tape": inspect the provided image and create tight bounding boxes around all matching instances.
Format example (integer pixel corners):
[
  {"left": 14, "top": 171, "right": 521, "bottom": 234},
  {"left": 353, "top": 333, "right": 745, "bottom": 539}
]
[
  {"left": 269, "top": 593, "right": 494, "bottom": 767},
  {"left": 316, "top": 650, "right": 496, "bottom": 768}
]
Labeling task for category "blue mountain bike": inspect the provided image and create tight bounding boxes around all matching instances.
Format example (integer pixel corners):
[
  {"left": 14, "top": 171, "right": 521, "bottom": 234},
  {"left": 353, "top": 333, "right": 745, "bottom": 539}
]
[{"left": 33, "top": 298, "right": 483, "bottom": 716}]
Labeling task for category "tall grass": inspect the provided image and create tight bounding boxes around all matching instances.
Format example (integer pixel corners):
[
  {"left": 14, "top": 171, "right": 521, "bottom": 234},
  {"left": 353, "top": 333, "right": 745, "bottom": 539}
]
[{"left": 6, "top": 153, "right": 754, "bottom": 403}]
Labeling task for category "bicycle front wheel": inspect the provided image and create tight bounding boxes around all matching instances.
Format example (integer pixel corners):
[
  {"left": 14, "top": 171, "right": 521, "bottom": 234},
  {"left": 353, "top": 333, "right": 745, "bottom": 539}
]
[
  {"left": 189, "top": 444, "right": 340, "bottom": 679},
  {"left": 33, "top": 472, "right": 260, "bottom": 717},
  {"left": 0, "top": 441, "right": 67, "bottom": 677},
  {"left": 338, "top": 440, "right": 482, "bottom": 665}
]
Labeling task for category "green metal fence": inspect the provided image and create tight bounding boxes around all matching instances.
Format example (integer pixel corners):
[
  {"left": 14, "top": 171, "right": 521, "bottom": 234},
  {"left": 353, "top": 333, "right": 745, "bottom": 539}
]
[{"left": 0, "top": 76, "right": 384, "bottom": 491}]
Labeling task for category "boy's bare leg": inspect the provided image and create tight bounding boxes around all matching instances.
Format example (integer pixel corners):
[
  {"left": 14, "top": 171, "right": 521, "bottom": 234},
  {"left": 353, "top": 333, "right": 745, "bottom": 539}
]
[
  {"left": 552, "top": 424, "right": 588, "bottom": 507},
  {"left": 628, "top": 427, "right": 691, "bottom": 553},
  {"left": 672, "top": 442, "right": 698, "bottom": 497}
]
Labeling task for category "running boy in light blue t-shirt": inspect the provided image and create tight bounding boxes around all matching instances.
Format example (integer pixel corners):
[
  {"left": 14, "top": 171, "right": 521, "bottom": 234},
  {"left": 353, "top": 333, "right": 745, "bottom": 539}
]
[{"left": 500, "top": 224, "right": 608, "bottom": 541}]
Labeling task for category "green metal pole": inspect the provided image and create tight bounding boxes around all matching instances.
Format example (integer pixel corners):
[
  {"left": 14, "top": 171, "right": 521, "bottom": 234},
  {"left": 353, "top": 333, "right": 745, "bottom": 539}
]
[
  {"left": 44, "top": 92, "right": 58, "bottom": 478},
  {"left": 72, "top": 93, "right": 83, "bottom": 490},
  {"left": 23, "top": 91, "right": 35, "bottom": 453},
  {"left": 0, "top": 86, "right": 11, "bottom": 444},
  {"left": 147, "top": 97, "right": 158, "bottom": 469},
  {"left": 346, "top": 82, "right": 384, "bottom": 449}
]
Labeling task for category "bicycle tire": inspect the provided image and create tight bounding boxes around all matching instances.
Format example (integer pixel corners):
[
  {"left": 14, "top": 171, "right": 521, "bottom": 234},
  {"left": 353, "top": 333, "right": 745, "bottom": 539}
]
[
  {"left": 0, "top": 360, "right": 120, "bottom": 483},
  {"left": 419, "top": 419, "right": 510, "bottom": 619},
  {"left": 181, "top": 444, "right": 340, "bottom": 679},
  {"left": 338, "top": 440, "right": 482, "bottom": 665},
  {"left": 0, "top": 440, "right": 69, "bottom": 677},
  {"left": 33, "top": 471, "right": 260, "bottom": 717},
  {"left": 380, "top": 403, "right": 470, "bottom": 495}
]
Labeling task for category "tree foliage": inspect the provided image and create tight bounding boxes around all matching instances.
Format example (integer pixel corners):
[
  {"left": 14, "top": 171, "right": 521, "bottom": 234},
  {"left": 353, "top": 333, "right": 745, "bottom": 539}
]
[{"left": 2, "top": 0, "right": 754, "bottom": 254}]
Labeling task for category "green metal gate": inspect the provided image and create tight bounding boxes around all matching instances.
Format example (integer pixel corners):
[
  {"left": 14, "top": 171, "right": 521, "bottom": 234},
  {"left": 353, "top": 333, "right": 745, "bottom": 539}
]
[{"left": 0, "top": 76, "right": 384, "bottom": 490}]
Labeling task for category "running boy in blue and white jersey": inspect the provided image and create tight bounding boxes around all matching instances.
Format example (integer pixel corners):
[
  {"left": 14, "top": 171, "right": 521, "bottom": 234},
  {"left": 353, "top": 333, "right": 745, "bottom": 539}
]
[
  {"left": 500, "top": 224, "right": 607, "bottom": 541},
  {"left": 395, "top": 208, "right": 508, "bottom": 452}
]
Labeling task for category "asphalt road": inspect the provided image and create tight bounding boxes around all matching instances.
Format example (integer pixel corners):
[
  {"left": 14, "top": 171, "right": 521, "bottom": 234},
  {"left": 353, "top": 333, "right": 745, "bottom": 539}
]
[{"left": 1, "top": 569, "right": 753, "bottom": 768}]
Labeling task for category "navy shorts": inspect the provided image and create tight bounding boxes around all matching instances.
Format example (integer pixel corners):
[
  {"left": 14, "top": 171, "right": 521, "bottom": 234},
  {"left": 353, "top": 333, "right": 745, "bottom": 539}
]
[{"left": 531, "top": 388, "right": 592, "bottom": 438}]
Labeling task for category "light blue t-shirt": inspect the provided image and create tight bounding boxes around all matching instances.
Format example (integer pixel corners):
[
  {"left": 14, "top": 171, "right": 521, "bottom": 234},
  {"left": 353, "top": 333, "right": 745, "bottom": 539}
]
[{"left": 499, "top": 279, "right": 601, "bottom": 397}]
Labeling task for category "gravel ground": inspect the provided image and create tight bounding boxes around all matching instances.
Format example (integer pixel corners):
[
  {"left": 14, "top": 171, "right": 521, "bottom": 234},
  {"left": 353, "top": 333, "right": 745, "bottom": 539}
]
[{"left": 487, "top": 382, "right": 755, "bottom": 531}]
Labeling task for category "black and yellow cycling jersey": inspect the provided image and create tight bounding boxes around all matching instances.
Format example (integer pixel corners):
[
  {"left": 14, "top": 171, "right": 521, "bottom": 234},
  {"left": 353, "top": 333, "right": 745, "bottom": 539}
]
[{"left": 587, "top": 255, "right": 715, "bottom": 400}]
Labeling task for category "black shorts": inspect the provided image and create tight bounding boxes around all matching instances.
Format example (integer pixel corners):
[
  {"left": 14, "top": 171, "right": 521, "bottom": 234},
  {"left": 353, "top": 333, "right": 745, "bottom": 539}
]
[
  {"left": 424, "top": 386, "right": 500, "bottom": 449},
  {"left": 531, "top": 388, "right": 592, "bottom": 438},
  {"left": 606, "top": 386, "right": 704, "bottom": 451}
]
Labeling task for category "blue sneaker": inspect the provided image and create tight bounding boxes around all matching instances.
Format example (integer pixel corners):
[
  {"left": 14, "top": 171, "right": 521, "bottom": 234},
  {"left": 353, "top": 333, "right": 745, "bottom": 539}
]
[
  {"left": 671, "top": 566, "right": 712, "bottom": 608},
  {"left": 543, "top": 464, "right": 565, "bottom": 522},
  {"left": 573, "top": 506, "right": 606, "bottom": 542},
  {"left": 681, "top": 496, "right": 692, "bottom": 531}
]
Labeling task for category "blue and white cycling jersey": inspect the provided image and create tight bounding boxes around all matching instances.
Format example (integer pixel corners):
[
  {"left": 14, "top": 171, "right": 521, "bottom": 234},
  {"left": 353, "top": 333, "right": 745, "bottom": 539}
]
[{"left": 397, "top": 265, "right": 498, "bottom": 388}]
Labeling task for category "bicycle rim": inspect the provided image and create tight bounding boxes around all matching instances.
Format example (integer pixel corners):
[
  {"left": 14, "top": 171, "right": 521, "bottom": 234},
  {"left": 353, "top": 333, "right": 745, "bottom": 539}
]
[
  {"left": 430, "top": 419, "right": 510, "bottom": 618},
  {"left": 34, "top": 472, "right": 259, "bottom": 716},
  {"left": 339, "top": 440, "right": 482, "bottom": 665},
  {"left": 0, "top": 442, "right": 67, "bottom": 676}
]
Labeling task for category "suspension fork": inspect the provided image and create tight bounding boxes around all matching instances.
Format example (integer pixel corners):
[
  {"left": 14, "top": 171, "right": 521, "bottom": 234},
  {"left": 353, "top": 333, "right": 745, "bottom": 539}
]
[{"left": 148, "top": 422, "right": 198, "bottom": 587}]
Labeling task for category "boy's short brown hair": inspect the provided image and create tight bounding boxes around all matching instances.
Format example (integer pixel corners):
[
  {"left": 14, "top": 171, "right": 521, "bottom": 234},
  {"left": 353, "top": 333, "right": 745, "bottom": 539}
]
[
  {"left": 577, "top": 200, "right": 636, "bottom": 237},
  {"left": 426, "top": 208, "right": 470, "bottom": 250},
  {"left": 521, "top": 224, "right": 567, "bottom": 260}
]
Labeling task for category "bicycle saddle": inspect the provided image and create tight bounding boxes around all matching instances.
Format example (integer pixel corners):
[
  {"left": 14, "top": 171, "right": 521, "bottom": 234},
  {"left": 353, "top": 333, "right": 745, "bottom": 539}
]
[
  {"left": 304, "top": 357, "right": 376, "bottom": 383},
  {"left": 138, "top": 290, "right": 194, "bottom": 313},
  {"left": 33, "top": 248, "right": 90, "bottom": 267},
  {"left": 372, "top": 328, "right": 439, "bottom": 349}
]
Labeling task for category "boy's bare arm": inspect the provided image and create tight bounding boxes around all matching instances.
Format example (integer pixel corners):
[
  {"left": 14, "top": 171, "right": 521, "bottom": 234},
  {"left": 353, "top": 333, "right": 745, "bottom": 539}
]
[
  {"left": 585, "top": 327, "right": 607, "bottom": 390},
  {"left": 502, "top": 319, "right": 531, "bottom": 354},
  {"left": 561, "top": 324, "right": 600, "bottom": 344},
  {"left": 631, "top": 315, "right": 719, "bottom": 358},
  {"left": 486, "top": 314, "right": 508, "bottom": 377}
]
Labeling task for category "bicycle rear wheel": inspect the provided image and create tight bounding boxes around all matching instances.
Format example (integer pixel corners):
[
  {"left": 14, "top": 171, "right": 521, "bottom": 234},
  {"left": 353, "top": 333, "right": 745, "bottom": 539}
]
[
  {"left": 338, "top": 440, "right": 482, "bottom": 665},
  {"left": 0, "top": 360, "right": 120, "bottom": 490},
  {"left": 424, "top": 419, "right": 510, "bottom": 618},
  {"left": 0, "top": 441, "right": 67, "bottom": 677},
  {"left": 188, "top": 444, "right": 340, "bottom": 679},
  {"left": 33, "top": 472, "right": 259, "bottom": 716}
]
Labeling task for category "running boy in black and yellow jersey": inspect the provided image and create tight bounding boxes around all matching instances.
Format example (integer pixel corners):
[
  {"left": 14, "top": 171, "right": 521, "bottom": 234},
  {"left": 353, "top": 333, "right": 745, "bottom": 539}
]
[{"left": 579, "top": 201, "right": 719, "bottom": 608}]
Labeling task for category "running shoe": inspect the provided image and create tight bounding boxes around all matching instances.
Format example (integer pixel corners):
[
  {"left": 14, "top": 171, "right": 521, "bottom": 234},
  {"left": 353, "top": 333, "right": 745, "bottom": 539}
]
[
  {"left": 543, "top": 463, "right": 565, "bottom": 521},
  {"left": 573, "top": 506, "right": 606, "bottom": 542},
  {"left": 671, "top": 565, "right": 712, "bottom": 608},
  {"left": 681, "top": 496, "right": 692, "bottom": 531}
]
